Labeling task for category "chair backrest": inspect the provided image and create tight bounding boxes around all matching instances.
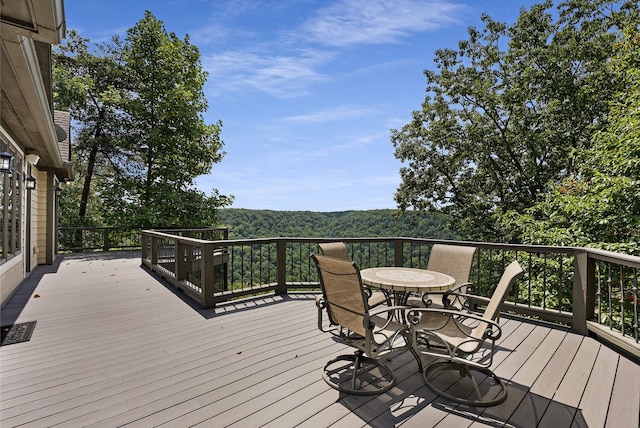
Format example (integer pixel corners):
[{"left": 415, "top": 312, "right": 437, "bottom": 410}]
[
  {"left": 426, "top": 244, "right": 477, "bottom": 286},
  {"left": 471, "top": 260, "right": 524, "bottom": 340},
  {"left": 318, "top": 242, "right": 350, "bottom": 260},
  {"left": 311, "top": 254, "right": 368, "bottom": 337}
]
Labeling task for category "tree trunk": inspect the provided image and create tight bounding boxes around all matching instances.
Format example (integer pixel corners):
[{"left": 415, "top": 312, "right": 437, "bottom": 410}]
[
  {"left": 76, "top": 111, "right": 104, "bottom": 248},
  {"left": 78, "top": 144, "right": 97, "bottom": 224}
]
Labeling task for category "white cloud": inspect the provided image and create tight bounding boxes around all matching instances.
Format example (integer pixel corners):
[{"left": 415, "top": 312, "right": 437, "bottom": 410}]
[
  {"left": 198, "top": 0, "right": 464, "bottom": 98},
  {"left": 203, "top": 48, "right": 332, "bottom": 97},
  {"left": 302, "top": 0, "right": 465, "bottom": 47},
  {"left": 280, "top": 105, "right": 379, "bottom": 123},
  {"left": 191, "top": 25, "right": 236, "bottom": 45}
]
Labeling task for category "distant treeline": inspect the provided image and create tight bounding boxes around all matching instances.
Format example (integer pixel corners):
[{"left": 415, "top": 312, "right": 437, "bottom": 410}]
[{"left": 217, "top": 208, "right": 459, "bottom": 240}]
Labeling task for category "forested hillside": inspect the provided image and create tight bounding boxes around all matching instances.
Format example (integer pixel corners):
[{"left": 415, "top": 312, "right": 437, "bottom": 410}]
[{"left": 217, "top": 209, "right": 459, "bottom": 240}]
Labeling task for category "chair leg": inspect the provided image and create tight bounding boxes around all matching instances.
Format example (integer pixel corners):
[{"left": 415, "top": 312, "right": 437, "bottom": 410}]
[
  {"left": 461, "top": 364, "right": 484, "bottom": 403},
  {"left": 410, "top": 346, "right": 423, "bottom": 372},
  {"left": 351, "top": 351, "right": 362, "bottom": 392},
  {"left": 322, "top": 350, "right": 396, "bottom": 396}
]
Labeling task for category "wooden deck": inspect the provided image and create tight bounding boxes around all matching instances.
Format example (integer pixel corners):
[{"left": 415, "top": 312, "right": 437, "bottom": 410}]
[{"left": 1, "top": 252, "right": 638, "bottom": 427}]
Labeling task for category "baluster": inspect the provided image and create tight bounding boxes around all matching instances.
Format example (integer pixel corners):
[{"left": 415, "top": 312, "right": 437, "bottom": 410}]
[{"left": 607, "top": 263, "right": 613, "bottom": 330}]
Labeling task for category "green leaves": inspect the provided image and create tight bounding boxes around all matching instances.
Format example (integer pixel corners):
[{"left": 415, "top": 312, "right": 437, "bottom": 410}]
[
  {"left": 501, "top": 22, "right": 640, "bottom": 253},
  {"left": 392, "top": 0, "right": 639, "bottom": 244},
  {"left": 54, "top": 12, "right": 231, "bottom": 229}
]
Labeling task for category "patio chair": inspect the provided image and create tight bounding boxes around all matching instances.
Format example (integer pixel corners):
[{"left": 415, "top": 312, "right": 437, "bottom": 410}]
[
  {"left": 318, "top": 242, "right": 387, "bottom": 308},
  {"left": 408, "top": 260, "right": 524, "bottom": 406},
  {"left": 311, "top": 253, "right": 416, "bottom": 395},
  {"left": 407, "top": 244, "right": 477, "bottom": 310}
]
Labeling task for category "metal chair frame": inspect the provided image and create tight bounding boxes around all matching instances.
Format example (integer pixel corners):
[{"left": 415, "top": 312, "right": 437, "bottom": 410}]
[
  {"left": 408, "top": 260, "right": 524, "bottom": 406},
  {"left": 312, "top": 253, "right": 419, "bottom": 395}
]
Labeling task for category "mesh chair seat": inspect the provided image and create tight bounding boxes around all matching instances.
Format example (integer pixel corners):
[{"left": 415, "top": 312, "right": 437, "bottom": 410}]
[
  {"left": 406, "top": 244, "right": 477, "bottom": 311},
  {"left": 318, "top": 242, "right": 387, "bottom": 308}
]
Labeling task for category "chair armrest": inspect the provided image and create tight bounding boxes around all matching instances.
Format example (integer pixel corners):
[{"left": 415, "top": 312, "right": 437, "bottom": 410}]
[
  {"left": 407, "top": 307, "right": 502, "bottom": 340},
  {"left": 315, "top": 296, "right": 337, "bottom": 333},
  {"left": 422, "top": 282, "right": 474, "bottom": 308},
  {"left": 445, "top": 281, "right": 474, "bottom": 295},
  {"left": 363, "top": 285, "right": 374, "bottom": 299}
]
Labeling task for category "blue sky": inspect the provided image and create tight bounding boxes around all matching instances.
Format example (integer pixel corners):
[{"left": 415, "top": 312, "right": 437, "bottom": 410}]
[{"left": 64, "top": 0, "right": 540, "bottom": 212}]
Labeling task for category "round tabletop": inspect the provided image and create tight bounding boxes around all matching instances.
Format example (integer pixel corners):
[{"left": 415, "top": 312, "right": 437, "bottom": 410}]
[{"left": 360, "top": 267, "right": 455, "bottom": 292}]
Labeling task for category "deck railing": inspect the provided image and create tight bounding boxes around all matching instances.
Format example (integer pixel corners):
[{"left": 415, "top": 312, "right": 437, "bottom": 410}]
[
  {"left": 58, "top": 227, "right": 228, "bottom": 253},
  {"left": 140, "top": 230, "right": 639, "bottom": 360},
  {"left": 58, "top": 226, "right": 142, "bottom": 252},
  {"left": 583, "top": 248, "right": 639, "bottom": 358}
]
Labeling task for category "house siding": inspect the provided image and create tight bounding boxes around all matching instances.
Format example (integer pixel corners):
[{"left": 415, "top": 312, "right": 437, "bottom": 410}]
[{"left": 1, "top": 1, "right": 70, "bottom": 307}]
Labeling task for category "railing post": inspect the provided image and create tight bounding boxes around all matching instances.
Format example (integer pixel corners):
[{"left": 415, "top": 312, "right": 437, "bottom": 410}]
[
  {"left": 200, "top": 242, "right": 215, "bottom": 309},
  {"left": 103, "top": 228, "right": 110, "bottom": 252},
  {"left": 394, "top": 239, "right": 404, "bottom": 267},
  {"left": 573, "top": 249, "right": 595, "bottom": 335},
  {"left": 74, "top": 227, "right": 83, "bottom": 251},
  {"left": 175, "top": 240, "right": 187, "bottom": 282},
  {"left": 141, "top": 231, "right": 148, "bottom": 261},
  {"left": 276, "top": 239, "right": 287, "bottom": 295},
  {"left": 151, "top": 235, "right": 159, "bottom": 266}
]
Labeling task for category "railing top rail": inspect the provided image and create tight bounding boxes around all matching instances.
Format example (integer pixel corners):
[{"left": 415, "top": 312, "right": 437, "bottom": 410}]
[
  {"left": 142, "top": 230, "right": 212, "bottom": 245},
  {"left": 392, "top": 238, "right": 578, "bottom": 254},
  {"left": 142, "top": 230, "right": 270, "bottom": 246},
  {"left": 140, "top": 233, "right": 578, "bottom": 252},
  {"left": 584, "top": 247, "right": 640, "bottom": 267},
  {"left": 60, "top": 226, "right": 139, "bottom": 231},
  {"left": 245, "top": 236, "right": 577, "bottom": 254},
  {"left": 154, "top": 227, "right": 228, "bottom": 232},
  {"left": 60, "top": 226, "right": 228, "bottom": 232},
  {"left": 141, "top": 230, "right": 640, "bottom": 266}
]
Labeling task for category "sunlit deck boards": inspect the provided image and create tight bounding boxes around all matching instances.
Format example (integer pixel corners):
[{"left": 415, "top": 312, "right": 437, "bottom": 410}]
[{"left": 1, "top": 252, "right": 638, "bottom": 427}]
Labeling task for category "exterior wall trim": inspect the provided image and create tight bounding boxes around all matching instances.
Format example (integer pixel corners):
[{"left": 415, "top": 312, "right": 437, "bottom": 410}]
[{"left": 17, "top": 35, "right": 63, "bottom": 167}]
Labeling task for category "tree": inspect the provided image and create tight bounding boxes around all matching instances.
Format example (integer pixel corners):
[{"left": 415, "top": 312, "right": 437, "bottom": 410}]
[
  {"left": 391, "top": 0, "right": 638, "bottom": 241},
  {"left": 53, "top": 31, "right": 127, "bottom": 227},
  {"left": 103, "top": 11, "right": 230, "bottom": 228},
  {"left": 54, "top": 12, "right": 231, "bottom": 228},
  {"left": 499, "top": 24, "right": 640, "bottom": 254}
]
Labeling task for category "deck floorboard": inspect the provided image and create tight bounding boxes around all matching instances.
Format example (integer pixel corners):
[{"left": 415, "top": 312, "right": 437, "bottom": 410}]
[{"left": 1, "top": 252, "right": 638, "bottom": 427}]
